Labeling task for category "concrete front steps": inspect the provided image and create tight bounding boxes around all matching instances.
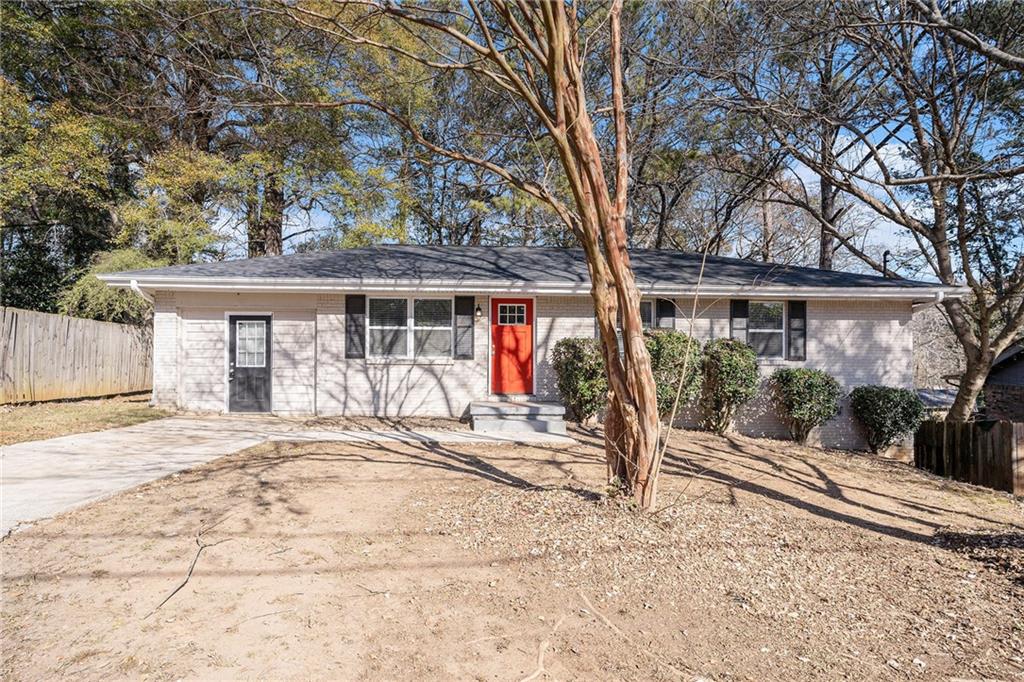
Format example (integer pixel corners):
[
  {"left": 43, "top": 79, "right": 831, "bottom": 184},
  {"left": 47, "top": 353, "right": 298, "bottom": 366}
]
[{"left": 469, "top": 400, "right": 567, "bottom": 435}]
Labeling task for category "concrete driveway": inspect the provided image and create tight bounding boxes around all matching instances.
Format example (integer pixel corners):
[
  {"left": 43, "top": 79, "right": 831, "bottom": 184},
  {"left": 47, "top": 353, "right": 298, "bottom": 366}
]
[{"left": 1, "top": 415, "right": 573, "bottom": 534}]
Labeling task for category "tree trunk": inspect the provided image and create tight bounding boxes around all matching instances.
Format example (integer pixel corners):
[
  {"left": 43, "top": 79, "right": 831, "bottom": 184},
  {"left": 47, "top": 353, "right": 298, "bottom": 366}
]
[
  {"left": 948, "top": 353, "right": 988, "bottom": 421},
  {"left": 818, "top": 48, "right": 837, "bottom": 271},
  {"left": 819, "top": 174, "right": 835, "bottom": 266},
  {"left": 760, "top": 187, "right": 774, "bottom": 262},
  {"left": 575, "top": 0, "right": 661, "bottom": 509},
  {"left": 818, "top": 127, "right": 837, "bottom": 270},
  {"left": 248, "top": 172, "right": 284, "bottom": 257}
]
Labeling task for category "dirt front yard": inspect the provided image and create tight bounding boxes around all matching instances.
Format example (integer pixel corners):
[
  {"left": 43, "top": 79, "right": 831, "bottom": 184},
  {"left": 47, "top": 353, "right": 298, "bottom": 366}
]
[{"left": 2, "top": 427, "right": 1022, "bottom": 680}]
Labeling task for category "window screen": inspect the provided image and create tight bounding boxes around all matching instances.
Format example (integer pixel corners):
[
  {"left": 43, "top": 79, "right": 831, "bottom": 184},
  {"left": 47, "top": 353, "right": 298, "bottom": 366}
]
[
  {"left": 640, "top": 301, "right": 653, "bottom": 329},
  {"left": 748, "top": 301, "right": 784, "bottom": 358},
  {"left": 236, "top": 320, "right": 266, "bottom": 367},
  {"left": 368, "top": 298, "right": 408, "bottom": 357},
  {"left": 413, "top": 299, "right": 453, "bottom": 357},
  {"left": 366, "top": 298, "right": 456, "bottom": 358}
]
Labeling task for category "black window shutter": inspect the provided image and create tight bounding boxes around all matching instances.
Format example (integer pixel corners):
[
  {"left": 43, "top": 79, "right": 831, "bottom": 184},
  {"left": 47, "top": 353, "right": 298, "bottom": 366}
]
[
  {"left": 730, "top": 300, "right": 749, "bottom": 344},
  {"left": 656, "top": 298, "right": 676, "bottom": 329},
  {"left": 345, "top": 295, "right": 366, "bottom": 359},
  {"left": 454, "top": 296, "right": 475, "bottom": 359},
  {"left": 787, "top": 301, "right": 807, "bottom": 361}
]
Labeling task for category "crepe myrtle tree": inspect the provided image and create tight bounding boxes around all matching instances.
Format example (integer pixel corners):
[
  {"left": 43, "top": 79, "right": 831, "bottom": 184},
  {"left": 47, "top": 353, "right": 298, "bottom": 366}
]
[{"left": 247, "top": 1, "right": 665, "bottom": 507}]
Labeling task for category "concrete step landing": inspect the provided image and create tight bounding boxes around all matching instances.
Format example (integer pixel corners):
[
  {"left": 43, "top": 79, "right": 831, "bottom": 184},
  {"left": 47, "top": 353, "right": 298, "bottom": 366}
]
[{"left": 469, "top": 401, "right": 567, "bottom": 435}]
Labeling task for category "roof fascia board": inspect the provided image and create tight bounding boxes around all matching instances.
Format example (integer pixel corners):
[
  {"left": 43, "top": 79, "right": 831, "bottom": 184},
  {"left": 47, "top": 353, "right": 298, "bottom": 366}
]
[{"left": 99, "top": 274, "right": 967, "bottom": 300}]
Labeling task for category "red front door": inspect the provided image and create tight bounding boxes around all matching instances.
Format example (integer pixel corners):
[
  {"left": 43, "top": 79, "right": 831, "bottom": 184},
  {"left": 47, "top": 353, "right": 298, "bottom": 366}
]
[{"left": 491, "top": 298, "right": 533, "bottom": 394}]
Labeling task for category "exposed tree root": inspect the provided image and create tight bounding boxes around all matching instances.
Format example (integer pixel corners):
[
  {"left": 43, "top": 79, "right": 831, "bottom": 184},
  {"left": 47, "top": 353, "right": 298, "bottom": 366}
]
[
  {"left": 580, "top": 592, "right": 691, "bottom": 678},
  {"left": 519, "top": 614, "right": 566, "bottom": 682}
]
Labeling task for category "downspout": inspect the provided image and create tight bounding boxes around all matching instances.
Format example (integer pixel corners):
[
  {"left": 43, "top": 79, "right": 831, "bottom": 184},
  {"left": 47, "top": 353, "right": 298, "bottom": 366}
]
[
  {"left": 130, "top": 279, "right": 154, "bottom": 303},
  {"left": 912, "top": 290, "right": 945, "bottom": 312},
  {"left": 129, "top": 279, "right": 158, "bottom": 408}
]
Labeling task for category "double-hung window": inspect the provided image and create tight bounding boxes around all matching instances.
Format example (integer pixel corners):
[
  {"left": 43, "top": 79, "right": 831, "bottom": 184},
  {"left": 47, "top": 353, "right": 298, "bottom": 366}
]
[
  {"left": 638, "top": 301, "right": 654, "bottom": 329},
  {"left": 368, "top": 298, "right": 409, "bottom": 357},
  {"left": 413, "top": 299, "right": 453, "bottom": 357},
  {"left": 748, "top": 301, "right": 785, "bottom": 359},
  {"left": 367, "top": 297, "right": 454, "bottom": 358}
]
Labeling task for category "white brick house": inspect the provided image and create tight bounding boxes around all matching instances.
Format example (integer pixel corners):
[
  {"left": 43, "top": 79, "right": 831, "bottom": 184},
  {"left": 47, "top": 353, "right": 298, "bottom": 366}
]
[{"left": 100, "top": 245, "right": 964, "bottom": 449}]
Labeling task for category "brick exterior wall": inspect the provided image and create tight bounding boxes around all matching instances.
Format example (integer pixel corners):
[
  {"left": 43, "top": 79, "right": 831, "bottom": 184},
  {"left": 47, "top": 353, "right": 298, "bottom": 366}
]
[
  {"left": 151, "top": 291, "right": 179, "bottom": 408},
  {"left": 155, "top": 292, "right": 317, "bottom": 415},
  {"left": 150, "top": 291, "right": 914, "bottom": 449},
  {"left": 666, "top": 298, "right": 914, "bottom": 450},
  {"left": 314, "top": 294, "right": 489, "bottom": 417},
  {"left": 983, "top": 383, "right": 1024, "bottom": 422}
]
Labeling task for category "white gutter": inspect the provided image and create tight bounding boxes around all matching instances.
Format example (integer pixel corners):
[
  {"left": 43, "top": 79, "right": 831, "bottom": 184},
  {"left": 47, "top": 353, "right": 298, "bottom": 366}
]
[
  {"left": 98, "top": 273, "right": 968, "bottom": 301},
  {"left": 129, "top": 279, "right": 154, "bottom": 303},
  {"left": 912, "top": 289, "right": 948, "bottom": 311}
]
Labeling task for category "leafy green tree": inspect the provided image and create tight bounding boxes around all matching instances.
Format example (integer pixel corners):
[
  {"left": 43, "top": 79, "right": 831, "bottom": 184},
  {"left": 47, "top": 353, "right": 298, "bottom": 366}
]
[
  {"left": 0, "top": 78, "right": 121, "bottom": 311},
  {"left": 114, "top": 144, "right": 232, "bottom": 264},
  {"left": 59, "top": 250, "right": 165, "bottom": 326}
]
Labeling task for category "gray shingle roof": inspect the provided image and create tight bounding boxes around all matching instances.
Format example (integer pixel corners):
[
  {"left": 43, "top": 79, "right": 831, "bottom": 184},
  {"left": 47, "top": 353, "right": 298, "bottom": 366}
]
[{"left": 107, "top": 245, "right": 939, "bottom": 290}]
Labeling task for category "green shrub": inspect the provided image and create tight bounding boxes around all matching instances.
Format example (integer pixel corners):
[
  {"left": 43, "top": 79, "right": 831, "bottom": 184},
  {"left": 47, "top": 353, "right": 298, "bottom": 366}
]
[
  {"left": 645, "top": 330, "right": 703, "bottom": 418},
  {"left": 552, "top": 332, "right": 703, "bottom": 423},
  {"left": 850, "top": 385, "right": 925, "bottom": 453},
  {"left": 771, "top": 368, "right": 842, "bottom": 444},
  {"left": 700, "top": 339, "right": 760, "bottom": 434},
  {"left": 551, "top": 337, "right": 607, "bottom": 422}
]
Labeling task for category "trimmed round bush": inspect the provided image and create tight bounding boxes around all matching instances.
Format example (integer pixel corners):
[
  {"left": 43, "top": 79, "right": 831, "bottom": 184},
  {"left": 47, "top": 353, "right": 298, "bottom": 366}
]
[
  {"left": 645, "top": 330, "right": 703, "bottom": 418},
  {"left": 771, "top": 368, "right": 842, "bottom": 444},
  {"left": 551, "top": 337, "right": 607, "bottom": 422},
  {"left": 850, "top": 385, "right": 925, "bottom": 453},
  {"left": 700, "top": 339, "right": 759, "bottom": 434}
]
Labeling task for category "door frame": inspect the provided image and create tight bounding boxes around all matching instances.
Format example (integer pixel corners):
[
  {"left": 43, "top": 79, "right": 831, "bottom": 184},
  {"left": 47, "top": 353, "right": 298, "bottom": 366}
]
[
  {"left": 487, "top": 295, "right": 537, "bottom": 397},
  {"left": 223, "top": 311, "right": 274, "bottom": 413}
]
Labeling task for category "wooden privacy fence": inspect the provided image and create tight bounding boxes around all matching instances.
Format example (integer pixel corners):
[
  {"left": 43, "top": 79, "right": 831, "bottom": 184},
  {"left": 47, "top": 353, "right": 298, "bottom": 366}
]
[
  {"left": 0, "top": 307, "right": 152, "bottom": 404},
  {"left": 914, "top": 420, "right": 1024, "bottom": 495}
]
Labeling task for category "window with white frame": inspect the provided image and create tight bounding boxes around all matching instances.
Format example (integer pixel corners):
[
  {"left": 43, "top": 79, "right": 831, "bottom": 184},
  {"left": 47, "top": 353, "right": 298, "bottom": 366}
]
[
  {"left": 235, "top": 320, "right": 267, "bottom": 367},
  {"left": 748, "top": 301, "right": 785, "bottom": 358},
  {"left": 413, "top": 299, "right": 453, "bottom": 356},
  {"left": 367, "top": 297, "right": 454, "bottom": 358},
  {"left": 368, "top": 298, "right": 409, "bottom": 357},
  {"left": 497, "top": 303, "right": 526, "bottom": 325},
  {"left": 611, "top": 300, "right": 654, "bottom": 331},
  {"left": 639, "top": 300, "right": 653, "bottom": 329}
]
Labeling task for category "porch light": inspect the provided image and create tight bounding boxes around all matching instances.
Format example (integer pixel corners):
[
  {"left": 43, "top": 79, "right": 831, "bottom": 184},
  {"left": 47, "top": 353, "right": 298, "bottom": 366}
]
[{"left": 475, "top": 304, "right": 483, "bottom": 319}]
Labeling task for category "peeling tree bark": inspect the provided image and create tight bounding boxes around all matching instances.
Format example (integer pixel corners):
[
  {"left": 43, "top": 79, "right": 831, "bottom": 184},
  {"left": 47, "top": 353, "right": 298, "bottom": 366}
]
[{"left": 262, "top": 0, "right": 665, "bottom": 507}]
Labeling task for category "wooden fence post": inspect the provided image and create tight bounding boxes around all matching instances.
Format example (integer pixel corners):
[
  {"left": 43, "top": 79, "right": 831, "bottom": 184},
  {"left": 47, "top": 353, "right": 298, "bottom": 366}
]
[
  {"left": 913, "top": 419, "right": 1024, "bottom": 495},
  {"left": 0, "top": 307, "right": 152, "bottom": 404}
]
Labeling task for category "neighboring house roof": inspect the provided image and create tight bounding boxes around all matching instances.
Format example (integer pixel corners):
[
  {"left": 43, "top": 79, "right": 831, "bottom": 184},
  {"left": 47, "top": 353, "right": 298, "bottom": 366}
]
[
  {"left": 99, "top": 245, "right": 966, "bottom": 300},
  {"left": 991, "top": 342, "right": 1024, "bottom": 369},
  {"left": 986, "top": 342, "right": 1024, "bottom": 387},
  {"left": 917, "top": 388, "right": 958, "bottom": 410}
]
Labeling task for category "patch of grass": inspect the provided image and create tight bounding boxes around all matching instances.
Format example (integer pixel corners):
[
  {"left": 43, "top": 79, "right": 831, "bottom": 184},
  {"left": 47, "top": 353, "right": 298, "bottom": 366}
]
[{"left": 0, "top": 394, "right": 170, "bottom": 445}]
